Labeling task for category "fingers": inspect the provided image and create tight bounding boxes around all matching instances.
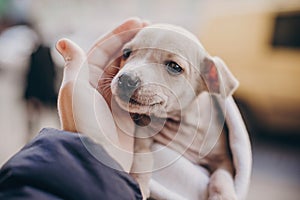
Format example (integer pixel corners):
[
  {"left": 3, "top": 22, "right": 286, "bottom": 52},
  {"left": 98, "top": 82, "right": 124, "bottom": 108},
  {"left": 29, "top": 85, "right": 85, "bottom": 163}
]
[
  {"left": 88, "top": 17, "right": 149, "bottom": 92},
  {"left": 97, "top": 58, "right": 121, "bottom": 104},
  {"left": 88, "top": 17, "right": 148, "bottom": 68}
]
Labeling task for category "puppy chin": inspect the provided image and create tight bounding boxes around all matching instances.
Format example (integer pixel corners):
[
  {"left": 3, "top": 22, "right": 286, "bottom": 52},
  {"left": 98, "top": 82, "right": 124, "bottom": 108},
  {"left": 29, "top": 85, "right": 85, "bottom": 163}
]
[{"left": 114, "top": 96, "right": 168, "bottom": 118}]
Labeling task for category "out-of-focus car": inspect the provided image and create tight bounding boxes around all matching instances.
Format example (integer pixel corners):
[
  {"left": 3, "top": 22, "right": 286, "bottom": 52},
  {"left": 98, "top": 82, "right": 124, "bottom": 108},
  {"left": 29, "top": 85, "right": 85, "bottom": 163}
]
[{"left": 199, "top": 5, "right": 300, "bottom": 135}]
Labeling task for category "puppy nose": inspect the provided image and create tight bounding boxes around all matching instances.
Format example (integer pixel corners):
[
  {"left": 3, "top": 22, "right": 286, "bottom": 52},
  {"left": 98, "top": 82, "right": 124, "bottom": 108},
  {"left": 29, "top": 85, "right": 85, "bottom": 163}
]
[{"left": 118, "top": 72, "right": 141, "bottom": 93}]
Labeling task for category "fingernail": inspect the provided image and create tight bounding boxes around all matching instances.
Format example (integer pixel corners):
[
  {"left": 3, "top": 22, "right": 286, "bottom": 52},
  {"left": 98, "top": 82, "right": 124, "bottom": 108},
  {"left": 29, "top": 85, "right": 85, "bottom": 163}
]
[{"left": 58, "top": 40, "right": 66, "bottom": 51}]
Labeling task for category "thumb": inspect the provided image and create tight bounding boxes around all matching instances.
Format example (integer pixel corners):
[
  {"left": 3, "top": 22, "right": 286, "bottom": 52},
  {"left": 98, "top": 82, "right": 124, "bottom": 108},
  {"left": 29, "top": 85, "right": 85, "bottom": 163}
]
[
  {"left": 56, "top": 38, "right": 89, "bottom": 132},
  {"left": 56, "top": 38, "right": 89, "bottom": 85},
  {"left": 56, "top": 38, "right": 85, "bottom": 64}
]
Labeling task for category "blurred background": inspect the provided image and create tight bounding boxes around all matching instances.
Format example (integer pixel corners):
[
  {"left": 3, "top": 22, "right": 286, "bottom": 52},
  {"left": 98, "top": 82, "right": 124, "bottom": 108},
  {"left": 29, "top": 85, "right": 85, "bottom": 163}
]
[{"left": 0, "top": 0, "right": 299, "bottom": 199}]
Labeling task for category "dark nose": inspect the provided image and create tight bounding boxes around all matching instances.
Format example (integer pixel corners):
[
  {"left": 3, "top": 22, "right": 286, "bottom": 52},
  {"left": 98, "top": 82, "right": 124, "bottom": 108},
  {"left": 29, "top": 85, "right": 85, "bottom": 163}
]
[{"left": 118, "top": 72, "right": 141, "bottom": 94}]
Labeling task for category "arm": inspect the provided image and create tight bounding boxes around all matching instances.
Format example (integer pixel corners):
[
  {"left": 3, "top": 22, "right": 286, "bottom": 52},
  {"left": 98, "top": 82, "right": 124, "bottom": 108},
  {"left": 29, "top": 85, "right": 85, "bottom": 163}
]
[{"left": 0, "top": 128, "right": 142, "bottom": 200}]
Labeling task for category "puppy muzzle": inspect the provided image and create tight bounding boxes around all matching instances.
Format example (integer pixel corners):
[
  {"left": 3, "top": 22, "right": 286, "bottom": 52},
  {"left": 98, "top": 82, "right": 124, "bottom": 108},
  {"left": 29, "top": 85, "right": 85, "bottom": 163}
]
[{"left": 117, "top": 72, "right": 141, "bottom": 101}]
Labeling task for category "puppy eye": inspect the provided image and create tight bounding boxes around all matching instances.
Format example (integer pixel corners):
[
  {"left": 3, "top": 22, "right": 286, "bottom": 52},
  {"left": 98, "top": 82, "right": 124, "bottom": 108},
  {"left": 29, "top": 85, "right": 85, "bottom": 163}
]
[
  {"left": 122, "top": 48, "right": 132, "bottom": 59},
  {"left": 165, "top": 61, "right": 183, "bottom": 75}
]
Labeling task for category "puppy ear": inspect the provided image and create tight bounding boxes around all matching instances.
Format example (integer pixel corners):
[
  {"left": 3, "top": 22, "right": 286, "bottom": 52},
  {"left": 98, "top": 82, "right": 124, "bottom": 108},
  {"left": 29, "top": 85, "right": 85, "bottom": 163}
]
[{"left": 201, "top": 56, "right": 239, "bottom": 97}]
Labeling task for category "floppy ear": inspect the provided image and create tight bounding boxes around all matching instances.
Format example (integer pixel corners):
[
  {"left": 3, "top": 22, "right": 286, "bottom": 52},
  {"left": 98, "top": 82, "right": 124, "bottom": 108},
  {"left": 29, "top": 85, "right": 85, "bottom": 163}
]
[{"left": 201, "top": 56, "right": 239, "bottom": 97}]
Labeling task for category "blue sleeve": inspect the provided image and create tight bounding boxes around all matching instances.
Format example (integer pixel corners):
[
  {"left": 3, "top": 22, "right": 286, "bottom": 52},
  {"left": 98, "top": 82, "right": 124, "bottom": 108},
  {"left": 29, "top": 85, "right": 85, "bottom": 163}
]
[{"left": 0, "top": 128, "right": 142, "bottom": 200}]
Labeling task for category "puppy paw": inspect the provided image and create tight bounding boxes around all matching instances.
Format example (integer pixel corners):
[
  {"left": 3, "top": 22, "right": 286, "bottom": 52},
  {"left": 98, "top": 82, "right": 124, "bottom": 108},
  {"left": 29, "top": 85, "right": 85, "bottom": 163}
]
[
  {"left": 140, "top": 185, "right": 150, "bottom": 200},
  {"left": 131, "top": 173, "right": 150, "bottom": 200}
]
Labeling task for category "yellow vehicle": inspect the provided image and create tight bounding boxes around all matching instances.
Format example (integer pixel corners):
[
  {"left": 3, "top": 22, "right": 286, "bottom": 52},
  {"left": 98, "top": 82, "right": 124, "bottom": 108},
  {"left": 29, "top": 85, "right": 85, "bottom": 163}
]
[{"left": 200, "top": 5, "right": 300, "bottom": 135}]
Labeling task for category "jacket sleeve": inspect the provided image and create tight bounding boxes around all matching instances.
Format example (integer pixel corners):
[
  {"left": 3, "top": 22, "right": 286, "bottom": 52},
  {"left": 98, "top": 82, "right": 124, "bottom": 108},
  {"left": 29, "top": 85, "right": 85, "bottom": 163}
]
[{"left": 0, "top": 128, "right": 142, "bottom": 200}]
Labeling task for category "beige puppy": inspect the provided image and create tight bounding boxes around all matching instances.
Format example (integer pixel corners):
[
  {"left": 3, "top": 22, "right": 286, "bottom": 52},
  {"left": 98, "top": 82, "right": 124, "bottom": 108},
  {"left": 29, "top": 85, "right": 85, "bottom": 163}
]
[{"left": 110, "top": 24, "right": 251, "bottom": 200}]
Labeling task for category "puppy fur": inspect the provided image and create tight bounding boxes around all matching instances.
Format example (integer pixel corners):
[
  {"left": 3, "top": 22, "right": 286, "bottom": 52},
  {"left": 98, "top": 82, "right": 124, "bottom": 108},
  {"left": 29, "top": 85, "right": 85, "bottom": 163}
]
[{"left": 110, "top": 24, "right": 251, "bottom": 200}]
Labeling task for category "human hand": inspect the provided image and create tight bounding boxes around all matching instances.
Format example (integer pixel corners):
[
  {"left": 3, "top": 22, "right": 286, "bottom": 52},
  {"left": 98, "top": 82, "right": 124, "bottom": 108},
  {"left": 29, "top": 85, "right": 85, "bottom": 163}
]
[{"left": 56, "top": 18, "right": 148, "bottom": 172}]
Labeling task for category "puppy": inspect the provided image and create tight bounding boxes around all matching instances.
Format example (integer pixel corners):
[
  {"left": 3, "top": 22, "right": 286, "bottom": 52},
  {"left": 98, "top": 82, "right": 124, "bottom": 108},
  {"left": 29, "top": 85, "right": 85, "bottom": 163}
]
[{"left": 109, "top": 24, "right": 251, "bottom": 200}]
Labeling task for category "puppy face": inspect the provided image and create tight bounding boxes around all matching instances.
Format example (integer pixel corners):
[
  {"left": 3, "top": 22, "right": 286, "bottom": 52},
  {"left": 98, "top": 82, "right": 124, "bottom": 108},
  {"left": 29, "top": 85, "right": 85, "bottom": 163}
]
[{"left": 111, "top": 24, "right": 238, "bottom": 118}]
